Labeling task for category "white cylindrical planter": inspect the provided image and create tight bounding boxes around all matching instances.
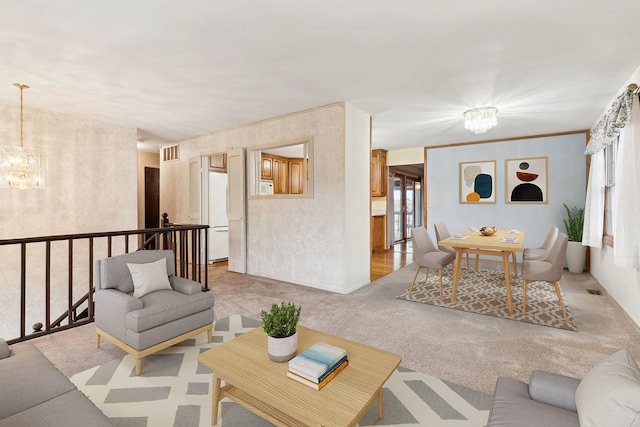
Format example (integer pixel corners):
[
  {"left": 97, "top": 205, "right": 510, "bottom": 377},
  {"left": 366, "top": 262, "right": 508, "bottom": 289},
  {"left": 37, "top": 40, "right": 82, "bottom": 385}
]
[
  {"left": 267, "top": 332, "right": 298, "bottom": 362},
  {"left": 566, "top": 241, "right": 587, "bottom": 273}
]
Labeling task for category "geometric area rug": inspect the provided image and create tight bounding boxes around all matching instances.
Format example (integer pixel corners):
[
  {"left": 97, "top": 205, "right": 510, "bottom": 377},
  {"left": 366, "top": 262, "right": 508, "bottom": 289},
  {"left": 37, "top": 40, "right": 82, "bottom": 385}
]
[
  {"left": 396, "top": 266, "right": 578, "bottom": 332},
  {"left": 71, "top": 315, "right": 492, "bottom": 426}
]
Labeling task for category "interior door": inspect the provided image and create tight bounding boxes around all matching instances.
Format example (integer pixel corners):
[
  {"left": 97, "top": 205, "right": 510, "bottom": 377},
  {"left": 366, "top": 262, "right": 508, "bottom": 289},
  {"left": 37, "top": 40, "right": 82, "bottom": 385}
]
[
  {"left": 227, "top": 148, "right": 246, "bottom": 273},
  {"left": 144, "top": 167, "right": 160, "bottom": 249}
]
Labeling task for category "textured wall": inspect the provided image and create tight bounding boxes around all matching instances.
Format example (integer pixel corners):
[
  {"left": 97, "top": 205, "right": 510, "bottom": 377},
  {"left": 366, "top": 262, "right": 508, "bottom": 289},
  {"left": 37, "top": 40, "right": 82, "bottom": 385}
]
[
  {"left": 0, "top": 104, "right": 138, "bottom": 339},
  {"left": 162, "top": 103, "right": 371, "bottom": 293}
]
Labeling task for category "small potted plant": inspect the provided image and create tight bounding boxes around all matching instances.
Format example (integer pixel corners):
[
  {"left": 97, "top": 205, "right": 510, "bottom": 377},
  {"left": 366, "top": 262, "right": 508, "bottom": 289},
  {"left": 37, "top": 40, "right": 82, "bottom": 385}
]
[
  {"left": 261, "top": 301, "right": 301, "bottom": 362},
  {"left": 563, "top": 203, "right": 586, "bottom": 273}
]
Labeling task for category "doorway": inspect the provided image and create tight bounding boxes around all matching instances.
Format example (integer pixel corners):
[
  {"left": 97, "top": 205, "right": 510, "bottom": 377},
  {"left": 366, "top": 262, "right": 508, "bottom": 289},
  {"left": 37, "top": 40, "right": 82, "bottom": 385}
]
[
  {"left": 391, "top": 166, "right": 423, "bottom": 243},
  {"left": 144, "top": 167, "right": 160, "bottom": 249}
]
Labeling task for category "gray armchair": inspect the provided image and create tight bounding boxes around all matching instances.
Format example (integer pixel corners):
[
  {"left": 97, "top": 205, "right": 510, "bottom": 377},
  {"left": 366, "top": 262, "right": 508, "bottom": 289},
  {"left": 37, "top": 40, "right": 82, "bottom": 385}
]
[{"left": 95, "top": 250, "right": 214, "bottom": 375}]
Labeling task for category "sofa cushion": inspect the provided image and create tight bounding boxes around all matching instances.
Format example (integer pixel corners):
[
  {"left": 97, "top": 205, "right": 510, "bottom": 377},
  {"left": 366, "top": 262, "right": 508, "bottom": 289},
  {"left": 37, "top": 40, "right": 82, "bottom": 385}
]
[
  {"left": 127, "top": 258, "right": 172, "bottom": 298},
  {"left": 0, "top": 344, "right": 76, "bottom": 420},
  {"left": 575, "top": 349, "right": 640, "bottom": 427},
  {"left": 99, "top": 250, "right": 175, "bottom": 293},
  {"left": 0, "top": 390, "right": 112, "bottom": 427},
  {"left": 487, "top": 377, "right": 579, "bottom": 427},
  {"left": 0, "top": 339, "right": 9, "bottom": 359},
  {"left": 126, "top": 289, "right": 214, "bottom": 333}
]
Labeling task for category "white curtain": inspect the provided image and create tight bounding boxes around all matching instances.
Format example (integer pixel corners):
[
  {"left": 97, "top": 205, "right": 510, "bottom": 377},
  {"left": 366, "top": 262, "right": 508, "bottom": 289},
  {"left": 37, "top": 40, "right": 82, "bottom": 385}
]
[
  {"left": 582, "top": 150, "right": 605, "bottom": 248},
  {"left": 613, "top": 94, "right": 640, "bottom": 268}
]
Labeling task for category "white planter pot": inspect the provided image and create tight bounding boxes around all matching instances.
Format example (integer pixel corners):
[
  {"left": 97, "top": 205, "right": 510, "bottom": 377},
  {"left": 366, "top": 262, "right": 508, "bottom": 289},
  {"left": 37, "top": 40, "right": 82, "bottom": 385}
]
[
  {"left": 267, "top": 332, "right": 298, "bottom": 362},
  {"left": 566, "top": 241, "right": 587, "bottom": 273}
]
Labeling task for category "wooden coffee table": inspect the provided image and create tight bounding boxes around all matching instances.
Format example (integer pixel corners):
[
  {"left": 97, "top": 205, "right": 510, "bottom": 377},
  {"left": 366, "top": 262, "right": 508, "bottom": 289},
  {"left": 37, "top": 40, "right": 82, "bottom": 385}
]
[{"left": 198, "top": 325, "right": 401, "bottom": 426}]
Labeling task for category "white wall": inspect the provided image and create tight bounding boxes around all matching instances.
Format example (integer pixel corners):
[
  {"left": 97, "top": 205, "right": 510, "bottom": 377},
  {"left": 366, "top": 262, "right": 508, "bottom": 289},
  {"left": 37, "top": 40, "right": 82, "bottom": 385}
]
[
  {"left": 589, "top": 64, "right": 640, "bottom": 326},
  {"left": 0, "top": 105, "right": 138, "bottom": 339},
  {"left": 161, "top": 102, "right": 372, "bottom": 293},
  {"left": 387, "top": 146, "right": 424, "bottom": 166},
  {"left": 426, "top": 133, "right": 587, "bottom": 260},
  {"left": 343, "top": 104, "right": 372, "bottom": 291}
]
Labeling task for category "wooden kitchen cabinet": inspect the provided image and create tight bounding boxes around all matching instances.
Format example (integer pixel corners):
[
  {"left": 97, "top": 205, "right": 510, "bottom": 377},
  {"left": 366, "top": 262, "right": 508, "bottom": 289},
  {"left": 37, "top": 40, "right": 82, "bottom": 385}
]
[
  {"left": 371, "top": 214, "right": 387, "bottom": 253},
  {"left": 289, "top": 158, "right": 304, "bottom": 194},
  {"left": 371, "top": 149, "right": 387, "bottom": 197},
  {"left": 273, "top": 157, "right": 289, "bottom": 194},
  {"left": 261, "top": 155, "right": 273, "bottom": 180}
]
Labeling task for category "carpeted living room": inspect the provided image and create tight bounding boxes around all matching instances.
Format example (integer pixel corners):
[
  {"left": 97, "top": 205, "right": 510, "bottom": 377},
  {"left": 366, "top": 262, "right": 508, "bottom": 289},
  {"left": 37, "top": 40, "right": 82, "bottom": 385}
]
[
  {"left": 26, "top": 262, "right": 640, "bottom": 426},
  {"left": 2, "top": 2, "right": 640, "bottom": 427}
]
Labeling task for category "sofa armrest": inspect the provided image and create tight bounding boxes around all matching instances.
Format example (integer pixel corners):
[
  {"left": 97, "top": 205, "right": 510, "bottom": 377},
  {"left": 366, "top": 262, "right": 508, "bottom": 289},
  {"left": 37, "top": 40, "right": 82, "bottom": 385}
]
[
  {"left": 529, "top": 370, "right": 581, "bottom": 412},
  {"left": 95, "top": 289, "right": 144, "bottom": 341},
  {"left": 169, "top": 275, "right": 202, "bottom": 295}
]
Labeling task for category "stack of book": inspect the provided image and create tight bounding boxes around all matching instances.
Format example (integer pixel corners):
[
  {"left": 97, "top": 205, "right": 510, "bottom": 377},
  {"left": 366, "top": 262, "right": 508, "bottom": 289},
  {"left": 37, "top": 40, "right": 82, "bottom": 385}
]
[{"left": 287, "top": 342, "right": 348, "bottom": 390}]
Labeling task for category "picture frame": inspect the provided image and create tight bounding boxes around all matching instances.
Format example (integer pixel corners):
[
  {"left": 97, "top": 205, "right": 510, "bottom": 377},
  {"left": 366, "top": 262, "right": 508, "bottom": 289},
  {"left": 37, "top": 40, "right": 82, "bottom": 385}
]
[
  {"left": 505, "top": 156, "right": 548, "bottom": 204},
  {"left": 459, "top": 160, "right": 496, "bottom": 204}
]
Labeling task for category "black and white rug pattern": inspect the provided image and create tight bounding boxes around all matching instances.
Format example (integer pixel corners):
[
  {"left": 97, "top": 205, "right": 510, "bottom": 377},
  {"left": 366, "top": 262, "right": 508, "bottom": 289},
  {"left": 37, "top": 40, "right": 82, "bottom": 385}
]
[
  {"left": 396, "top": 266, "right": 578, "bottom": 331},
  {"left": 71, "top": 315, "right": 492, "bottom": 427}
]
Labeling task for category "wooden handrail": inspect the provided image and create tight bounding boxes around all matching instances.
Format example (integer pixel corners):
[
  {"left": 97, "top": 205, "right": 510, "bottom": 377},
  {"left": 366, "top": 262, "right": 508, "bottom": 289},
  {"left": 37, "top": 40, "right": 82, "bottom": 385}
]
[{"left": 2, "top": 221, "right": 209, "bottom": 345}]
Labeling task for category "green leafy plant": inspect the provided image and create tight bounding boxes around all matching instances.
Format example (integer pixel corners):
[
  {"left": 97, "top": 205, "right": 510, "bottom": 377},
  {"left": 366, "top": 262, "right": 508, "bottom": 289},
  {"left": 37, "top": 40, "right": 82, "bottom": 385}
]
[
  {"left": 563, "top": 203, "right": 585, "bottom": 242},
  {"left": 261, "top": 301, "right": 301, "bottom": 338}
]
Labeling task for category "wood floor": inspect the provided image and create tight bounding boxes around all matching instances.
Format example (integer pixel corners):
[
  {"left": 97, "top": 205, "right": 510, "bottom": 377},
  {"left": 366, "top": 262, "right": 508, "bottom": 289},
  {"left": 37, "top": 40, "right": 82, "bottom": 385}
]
[{"left": 370, "top": 241, "right": 413, "bottom": 281}]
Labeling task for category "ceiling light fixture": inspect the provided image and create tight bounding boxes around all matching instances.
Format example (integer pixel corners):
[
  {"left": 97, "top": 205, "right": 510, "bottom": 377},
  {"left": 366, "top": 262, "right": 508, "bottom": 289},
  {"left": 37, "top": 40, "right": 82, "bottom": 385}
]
[
  {"left": 0, "top": 83, "right": 46, "bottom": 189},
  {"left": 464, "top": 107, "right": 498, "bottom": 134}
]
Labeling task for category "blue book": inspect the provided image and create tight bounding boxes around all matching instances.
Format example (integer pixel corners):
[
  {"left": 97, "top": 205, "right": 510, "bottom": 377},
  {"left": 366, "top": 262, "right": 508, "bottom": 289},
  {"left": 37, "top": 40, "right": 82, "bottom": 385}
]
[
  {"left": 288, "top": 342, "right": 347, "bottom": 379},
  {"left": 289, "top": 355, "right": 348, "bottom": 383}
]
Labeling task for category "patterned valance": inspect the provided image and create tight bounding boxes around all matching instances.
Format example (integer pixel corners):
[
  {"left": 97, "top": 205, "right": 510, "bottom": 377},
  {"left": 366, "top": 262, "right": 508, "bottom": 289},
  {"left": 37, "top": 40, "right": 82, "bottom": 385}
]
[{"left": 585, "top": 89, "right": 635, "bottom": 155}]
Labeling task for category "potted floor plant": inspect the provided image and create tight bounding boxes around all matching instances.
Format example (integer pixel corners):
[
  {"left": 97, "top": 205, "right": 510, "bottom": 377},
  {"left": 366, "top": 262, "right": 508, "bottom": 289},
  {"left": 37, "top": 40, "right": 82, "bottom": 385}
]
[
  {"left": 563, "top": 203, "right": 586, "bottom": 273},
  {"left": 261, "top": 301, "right": 301, "bottom": 362}
]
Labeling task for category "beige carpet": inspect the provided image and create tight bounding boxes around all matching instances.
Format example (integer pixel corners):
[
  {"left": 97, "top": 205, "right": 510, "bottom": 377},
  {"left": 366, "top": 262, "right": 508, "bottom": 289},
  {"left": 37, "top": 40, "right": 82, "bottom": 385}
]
[
  {"left": 71, "top": 315, "right": 492, "bottom": 427},
  {"left": 32, "top": 263, "right": 640, "bottom": 395},
  {"left": 396, "top": 266, "right": 577, "bottom": 331}
]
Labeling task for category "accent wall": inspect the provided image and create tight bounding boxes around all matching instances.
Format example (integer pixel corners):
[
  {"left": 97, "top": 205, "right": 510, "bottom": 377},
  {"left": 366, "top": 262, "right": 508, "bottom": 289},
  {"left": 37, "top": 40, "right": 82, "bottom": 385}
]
[{"left": 426, "top": 133, "right": 587, "bottom": 260}]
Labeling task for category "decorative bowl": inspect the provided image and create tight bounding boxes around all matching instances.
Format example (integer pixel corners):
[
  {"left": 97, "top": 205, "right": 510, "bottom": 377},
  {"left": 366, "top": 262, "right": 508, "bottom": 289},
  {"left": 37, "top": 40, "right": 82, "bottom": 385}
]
[{"left": 479, "top": 226, "right": 497, "bottom": 236}]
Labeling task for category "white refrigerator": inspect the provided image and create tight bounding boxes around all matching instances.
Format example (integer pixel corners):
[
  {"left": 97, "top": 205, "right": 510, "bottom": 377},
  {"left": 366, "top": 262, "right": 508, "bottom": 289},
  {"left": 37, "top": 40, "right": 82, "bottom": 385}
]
[{"left": 208, "top": 171, "right": 229, "bottom": 261}]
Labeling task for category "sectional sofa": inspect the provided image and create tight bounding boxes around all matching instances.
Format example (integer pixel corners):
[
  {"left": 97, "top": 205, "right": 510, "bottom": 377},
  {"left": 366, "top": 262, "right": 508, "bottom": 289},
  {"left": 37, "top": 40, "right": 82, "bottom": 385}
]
[{"left": 0, "top": 339, "right": 111, "bottom": 426}]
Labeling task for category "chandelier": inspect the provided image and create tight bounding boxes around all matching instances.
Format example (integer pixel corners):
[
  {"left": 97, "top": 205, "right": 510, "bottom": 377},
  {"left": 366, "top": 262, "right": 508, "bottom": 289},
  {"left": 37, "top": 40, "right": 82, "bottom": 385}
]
[
  {"left": 464, "top": 107, "right": 498, "bottom": 134},
  {"left": 0, "top": 83, "right": 46, "bottom": 189}
]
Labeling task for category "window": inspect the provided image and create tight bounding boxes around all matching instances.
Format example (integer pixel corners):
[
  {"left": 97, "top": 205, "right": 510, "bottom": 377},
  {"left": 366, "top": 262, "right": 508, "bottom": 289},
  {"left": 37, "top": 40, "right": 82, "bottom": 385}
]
[
  {"left": 603, "top": 137, "right": 618, "bottom": 245},
  {"left": 248, "top": 138, "right": 313, "bottom": 198}
]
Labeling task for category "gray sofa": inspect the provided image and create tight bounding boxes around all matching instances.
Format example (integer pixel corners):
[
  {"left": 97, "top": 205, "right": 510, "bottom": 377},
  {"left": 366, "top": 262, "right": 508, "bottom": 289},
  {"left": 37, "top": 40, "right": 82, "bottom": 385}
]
[
  {"left": 0, "top": 341, "right": 111, "bottom": 427},
  {"left": 95, "top": 250, "right": 214, "bottom": 375},
  {"left": 487, "top": 349, "right": 640, "bottom": 427}
]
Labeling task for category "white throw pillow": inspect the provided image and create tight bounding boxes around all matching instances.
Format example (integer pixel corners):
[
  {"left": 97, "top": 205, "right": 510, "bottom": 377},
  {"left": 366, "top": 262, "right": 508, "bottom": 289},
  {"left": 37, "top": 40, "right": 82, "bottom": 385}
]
[
  {"left": 575, "top": 349, "right": 640, "bottom": 427},
  {"left": 127, "top": 258, "right": 172, "bottom": 298}
]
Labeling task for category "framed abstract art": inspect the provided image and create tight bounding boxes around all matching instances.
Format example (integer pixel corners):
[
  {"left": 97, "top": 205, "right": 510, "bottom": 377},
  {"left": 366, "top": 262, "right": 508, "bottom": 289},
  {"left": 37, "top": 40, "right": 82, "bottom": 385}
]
[
  {"left": 459, "top": 160, "right": 496, "bottom": 204},
  {"left": 505, "top": 157, "right": 548, "bottom": 204}
]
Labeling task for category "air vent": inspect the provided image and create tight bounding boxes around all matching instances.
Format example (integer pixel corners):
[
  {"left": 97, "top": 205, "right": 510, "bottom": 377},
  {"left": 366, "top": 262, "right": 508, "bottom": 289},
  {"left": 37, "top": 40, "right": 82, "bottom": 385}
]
[
  {"left": 586, "top": 289, "right": 603, "bottom": 295},
  {"left": 162, "top": 144, "right": 180, "bottom": 162}
]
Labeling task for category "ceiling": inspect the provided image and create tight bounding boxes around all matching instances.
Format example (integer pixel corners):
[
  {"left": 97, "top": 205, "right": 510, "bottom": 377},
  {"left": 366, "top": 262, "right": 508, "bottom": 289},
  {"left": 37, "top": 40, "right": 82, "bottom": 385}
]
[{"left": 1, "top": 1, "right": 639, "bottom": 153}]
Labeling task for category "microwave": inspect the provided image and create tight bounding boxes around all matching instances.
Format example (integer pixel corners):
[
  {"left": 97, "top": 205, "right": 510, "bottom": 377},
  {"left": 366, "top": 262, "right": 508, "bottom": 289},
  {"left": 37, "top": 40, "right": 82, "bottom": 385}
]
[{"left": 259, "top": 180, "right": 274, "bottom": 195}]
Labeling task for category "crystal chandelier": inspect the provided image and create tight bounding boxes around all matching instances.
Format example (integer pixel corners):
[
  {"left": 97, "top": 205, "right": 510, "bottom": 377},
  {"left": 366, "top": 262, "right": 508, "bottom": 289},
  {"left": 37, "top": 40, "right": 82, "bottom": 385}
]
[
  {"left": 0, "top": 83, "right": 46, "bottom": 189},
  {"left": 464, "top": 107, "right": 498, "bottom": 134}
]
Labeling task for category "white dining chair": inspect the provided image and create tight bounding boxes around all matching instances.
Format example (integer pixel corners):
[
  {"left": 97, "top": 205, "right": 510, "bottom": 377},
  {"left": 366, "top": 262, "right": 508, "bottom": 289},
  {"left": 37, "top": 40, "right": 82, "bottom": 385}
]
[
  {"left": 523, "top": 226, "right": 558, "bottom": 261},
  {"left": 522, "top": 233, "right": 569, "bottom": 323},
  {"left": 409, "top": 227, "right": 456, "bottom": 300},
  {"left": 434, "top": 222, "right": 476, "bottom": 270}
]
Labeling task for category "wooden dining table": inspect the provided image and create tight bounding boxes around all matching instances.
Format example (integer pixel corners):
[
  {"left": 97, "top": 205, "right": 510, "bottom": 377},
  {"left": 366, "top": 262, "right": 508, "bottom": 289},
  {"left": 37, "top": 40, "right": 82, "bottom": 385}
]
[{"left": 438, "top": 228, "right": 524, "bottom": 313}]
